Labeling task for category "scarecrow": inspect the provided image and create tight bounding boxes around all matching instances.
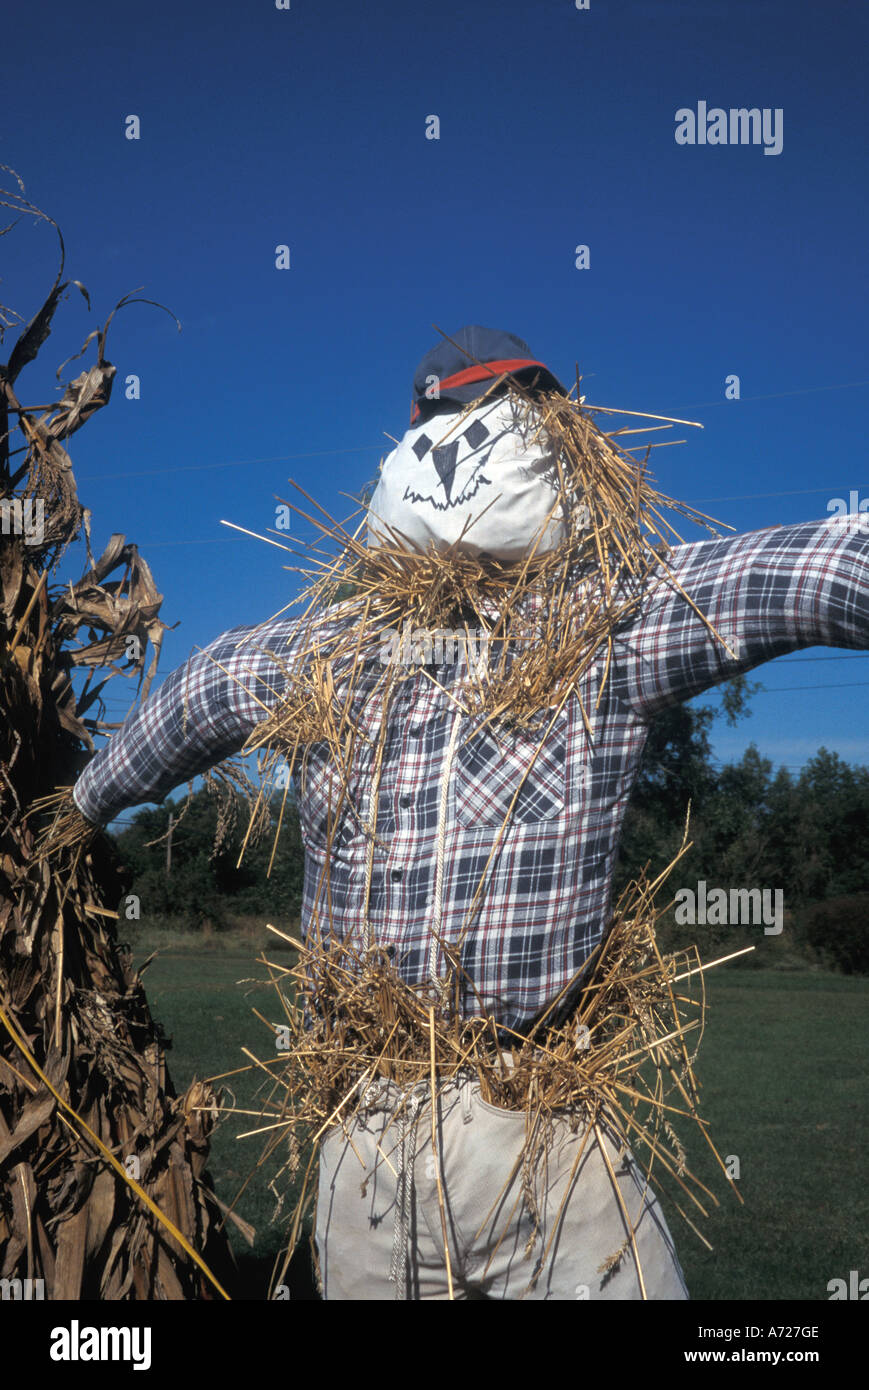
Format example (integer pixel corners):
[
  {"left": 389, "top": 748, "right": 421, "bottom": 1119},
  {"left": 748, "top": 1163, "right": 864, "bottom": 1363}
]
[{"left": 66, "top": 326, "right": 869, "bottom": 1300}]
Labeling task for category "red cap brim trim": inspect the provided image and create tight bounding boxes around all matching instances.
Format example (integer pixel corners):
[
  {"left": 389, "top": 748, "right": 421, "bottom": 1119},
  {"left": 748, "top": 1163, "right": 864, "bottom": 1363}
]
[{"left": 410, "top": 358, "right": 552, "bottom": 424}]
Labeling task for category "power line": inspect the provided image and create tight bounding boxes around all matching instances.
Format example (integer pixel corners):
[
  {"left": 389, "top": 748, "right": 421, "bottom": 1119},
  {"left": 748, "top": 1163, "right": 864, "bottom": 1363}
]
[
  {"left": 77, "top": 444, "right": 383, "bottom": 483},
  {"left": 668, "top": 378, "right": 869, "bottom": 411},
  {"left": 710, "top": 762, "right": 806, "bottom": 770},
  {"left": 132, "top": 538, "right": 236, "bottom": 547},
  {"left": 688, "top": 486, "right": 869, "bottom": 504},
  {"left": 757, "top": 681, "right": 869, "bottom": 693}
]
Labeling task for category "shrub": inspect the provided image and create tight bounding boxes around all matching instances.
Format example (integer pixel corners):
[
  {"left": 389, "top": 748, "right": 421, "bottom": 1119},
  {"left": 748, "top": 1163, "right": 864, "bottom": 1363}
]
[{"left": 801, "top": 894, "right": 869, "bottom": 975}]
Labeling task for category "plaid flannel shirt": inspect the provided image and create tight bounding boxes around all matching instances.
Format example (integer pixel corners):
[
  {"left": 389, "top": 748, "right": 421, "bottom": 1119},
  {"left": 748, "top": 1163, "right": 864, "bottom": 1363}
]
[{"left": 73, "top": 517, "right": 869, "bottom": 1031}]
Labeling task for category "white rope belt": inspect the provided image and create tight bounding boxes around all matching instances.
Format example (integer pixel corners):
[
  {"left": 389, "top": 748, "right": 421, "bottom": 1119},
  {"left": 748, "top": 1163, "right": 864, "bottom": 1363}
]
[{"left": 429, "top": 708, "right": 462, "bottom": 985}]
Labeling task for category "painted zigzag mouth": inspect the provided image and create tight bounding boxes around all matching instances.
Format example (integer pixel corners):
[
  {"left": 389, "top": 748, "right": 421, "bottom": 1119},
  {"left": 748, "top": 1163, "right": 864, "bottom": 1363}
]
[{"left": 402, "top": 472, "right": 491, "bottom": 512}]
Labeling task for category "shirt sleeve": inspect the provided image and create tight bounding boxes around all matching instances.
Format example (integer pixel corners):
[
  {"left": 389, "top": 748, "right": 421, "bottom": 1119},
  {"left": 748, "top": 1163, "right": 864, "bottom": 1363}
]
[
  {"left": 617, "top": 516, "right": 869, "bottom": 721},
  {"left": 72, "top": 614, "right": 306, "bottom": 826}
]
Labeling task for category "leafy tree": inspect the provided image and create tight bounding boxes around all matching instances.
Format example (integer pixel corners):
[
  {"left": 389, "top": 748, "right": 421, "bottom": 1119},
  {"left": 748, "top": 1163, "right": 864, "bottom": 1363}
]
[
  {"left": 615, "top": 674, "right": 758, "bottom": 892},
  {"left": 113, "top": 785, "right": 305, "bottom": 928}
]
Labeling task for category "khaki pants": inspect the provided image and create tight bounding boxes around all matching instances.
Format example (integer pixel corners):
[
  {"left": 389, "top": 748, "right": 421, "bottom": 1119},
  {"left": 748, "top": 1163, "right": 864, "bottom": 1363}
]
[{"left": 315, "top": 1075, "right": 689, "bottom": 1300}]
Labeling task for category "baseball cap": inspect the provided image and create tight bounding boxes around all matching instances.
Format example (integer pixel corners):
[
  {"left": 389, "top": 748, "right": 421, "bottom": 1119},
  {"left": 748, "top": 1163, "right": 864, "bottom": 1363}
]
[{"left": 411, "top": 325, "right": 567, "bottom": 424}]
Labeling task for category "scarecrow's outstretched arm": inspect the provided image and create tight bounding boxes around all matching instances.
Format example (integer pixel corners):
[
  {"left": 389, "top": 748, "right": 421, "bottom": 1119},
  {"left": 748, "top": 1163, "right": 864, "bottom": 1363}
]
[
  {"left": 621, "top": 516, "right": 869, "bottom": 719},
  {"left": 71, "top": 615, "right": 305, "bottom": 826}
]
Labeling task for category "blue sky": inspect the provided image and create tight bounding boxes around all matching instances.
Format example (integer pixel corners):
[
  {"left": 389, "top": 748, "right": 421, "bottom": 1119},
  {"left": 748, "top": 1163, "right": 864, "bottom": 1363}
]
[{"left": 3, "top": 0, "right": 868, "bottom": 784}]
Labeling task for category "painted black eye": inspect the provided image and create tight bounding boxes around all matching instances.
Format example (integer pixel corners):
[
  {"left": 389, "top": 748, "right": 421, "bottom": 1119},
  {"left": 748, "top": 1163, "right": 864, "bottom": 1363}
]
[
  {"left": 463, "top": 419, "right": 489, "bottom": 450},
  {"left": 412, "top": 433, "right": 433, "bottom": 461}
]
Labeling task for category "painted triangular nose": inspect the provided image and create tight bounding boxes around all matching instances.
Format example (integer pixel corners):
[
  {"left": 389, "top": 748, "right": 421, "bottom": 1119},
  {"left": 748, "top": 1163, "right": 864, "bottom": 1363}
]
[{"left": 432, "top": 441, "right": 460, "bottom": 502}]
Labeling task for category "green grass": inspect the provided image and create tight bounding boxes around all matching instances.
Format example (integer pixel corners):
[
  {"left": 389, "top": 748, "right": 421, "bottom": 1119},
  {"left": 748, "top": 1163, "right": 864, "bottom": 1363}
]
[
  {"left": 657, "top": 969, "right": 869, "bottom": 1300},
  {"left": 132, "top": 930, "right": 869, "bottom": 1301}
]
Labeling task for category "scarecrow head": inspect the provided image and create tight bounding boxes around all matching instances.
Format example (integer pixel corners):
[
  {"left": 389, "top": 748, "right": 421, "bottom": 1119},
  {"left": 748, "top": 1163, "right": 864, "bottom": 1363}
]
[{"left": 367, "top": 326, "right": 576, "bottom": 563}]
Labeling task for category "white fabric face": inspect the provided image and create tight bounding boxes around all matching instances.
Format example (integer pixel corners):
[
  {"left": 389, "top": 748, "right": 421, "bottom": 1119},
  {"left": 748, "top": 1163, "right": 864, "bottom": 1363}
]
[{"left": 366, "top": 394, "right": 568, "bottom": 561}]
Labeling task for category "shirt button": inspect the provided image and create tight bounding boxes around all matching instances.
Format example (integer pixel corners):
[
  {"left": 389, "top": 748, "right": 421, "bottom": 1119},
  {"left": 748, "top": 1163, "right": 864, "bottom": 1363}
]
[
  {"left": 390, "top": 869, "right": 403, "bottom": 883},
  {"left": 399, "top": 793, "right": 412, "bottom": 808},
  {"left": 409, "top": 725, "right": 423, "bottom": 737}
]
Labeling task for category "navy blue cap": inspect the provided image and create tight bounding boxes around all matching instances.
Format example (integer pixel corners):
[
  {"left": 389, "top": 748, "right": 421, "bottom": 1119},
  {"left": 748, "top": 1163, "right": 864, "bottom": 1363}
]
[{"left": 411, "top": 325, "right": 567, "bottom": 423}]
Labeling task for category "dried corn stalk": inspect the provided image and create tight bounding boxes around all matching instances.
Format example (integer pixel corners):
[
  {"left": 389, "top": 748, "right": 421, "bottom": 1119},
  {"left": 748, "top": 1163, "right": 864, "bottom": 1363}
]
[{"left": 0, "top": 173, "right": 236, "bottom": 1299}]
